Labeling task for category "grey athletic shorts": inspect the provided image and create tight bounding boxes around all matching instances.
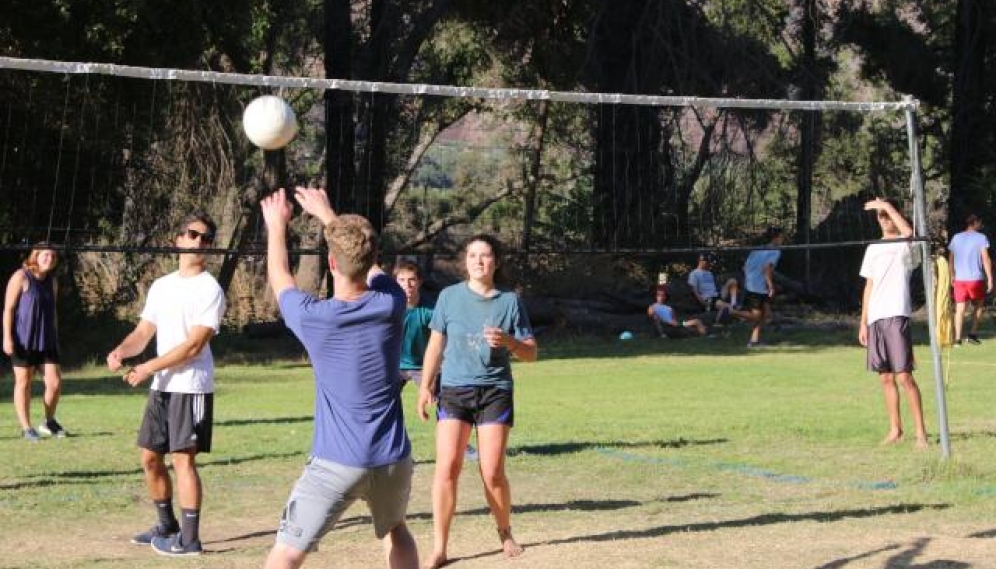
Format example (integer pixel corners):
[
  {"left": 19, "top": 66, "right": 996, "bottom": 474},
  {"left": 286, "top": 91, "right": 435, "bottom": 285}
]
[
  {"left": 137, "top": 390, "right": 213, "bottom": 454},
  {"left": 867, "top": 316, "right": 915, "bottom": 374},
  {"left": 275, "top": 455, "right": 414, "bottom": 552}
]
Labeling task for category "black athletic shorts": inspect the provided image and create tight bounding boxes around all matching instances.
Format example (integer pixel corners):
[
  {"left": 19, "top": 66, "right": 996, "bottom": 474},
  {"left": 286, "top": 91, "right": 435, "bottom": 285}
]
[
  {"left": 743, "top": 291, "right": 770, "bottom": 311},
  {"left": 10, "top": 346, "right": 60, "bottom": 367},
  {"left": 437, "top": 385, "right": 514, "bottom": 427},
  {"left": 137, "top": 390, "right": 214, "bottom": 454}
]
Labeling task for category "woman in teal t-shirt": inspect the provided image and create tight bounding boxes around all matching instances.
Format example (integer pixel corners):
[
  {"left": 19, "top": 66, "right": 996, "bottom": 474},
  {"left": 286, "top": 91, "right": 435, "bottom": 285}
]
[{"left": 416, "top": 234, "right": 538, "bottom": 569}]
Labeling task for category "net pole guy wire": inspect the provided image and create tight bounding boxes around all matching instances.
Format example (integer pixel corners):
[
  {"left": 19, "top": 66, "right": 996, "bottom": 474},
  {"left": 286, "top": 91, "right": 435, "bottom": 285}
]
[
  {"left": 0, "top": 56, "right": 923, "bottom": 253},
  {"left": 904, "top": 98, "right": 950, "bottom": 460}
]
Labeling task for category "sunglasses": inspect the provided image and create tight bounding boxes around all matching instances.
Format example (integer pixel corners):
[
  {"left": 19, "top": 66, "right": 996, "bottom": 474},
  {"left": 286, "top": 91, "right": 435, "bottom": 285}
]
[{"left": 182, "top": 228, "right": 215, "bottom": 244}]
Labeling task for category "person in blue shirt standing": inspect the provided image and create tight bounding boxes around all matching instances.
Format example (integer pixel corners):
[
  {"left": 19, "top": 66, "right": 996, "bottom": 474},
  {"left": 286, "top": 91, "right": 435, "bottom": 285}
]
[
  {"left": 261, "top": 187, "right": 418, "bottom": 569},
  {"left": 947, "top": 214, "right": 993, "bottom": 345},
  {"left": 417, "top": 234, "right": 538, "bottom": 569},
  {"left": 395, "top": 260, "right": 478, "bottom": 461},
  {"left": 3, "top": 244, "right": 67, "bottom": 441},
  {"left": 740, "top": 226, "right": 784, "bottom": 347}
]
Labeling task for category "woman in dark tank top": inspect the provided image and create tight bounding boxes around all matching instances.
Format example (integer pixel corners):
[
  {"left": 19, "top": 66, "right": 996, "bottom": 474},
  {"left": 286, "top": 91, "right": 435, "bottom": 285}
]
[{"left": 2, "top": 244, "right": 67, "bottom": 441}]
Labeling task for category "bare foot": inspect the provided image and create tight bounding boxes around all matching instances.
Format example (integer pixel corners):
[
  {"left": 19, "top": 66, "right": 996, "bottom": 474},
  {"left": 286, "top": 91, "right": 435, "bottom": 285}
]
[
  {"left": 422, "top": 551, "right": 448, "bottom": 569},
  {"left": 880, "top": 431, "right": 903, "bottom": 445},
  {"left": 914, "top": 436, "right": 929, "bottom": 450},
  {"left": 498, "top": 527, "right": 524, "bottom": 559}
]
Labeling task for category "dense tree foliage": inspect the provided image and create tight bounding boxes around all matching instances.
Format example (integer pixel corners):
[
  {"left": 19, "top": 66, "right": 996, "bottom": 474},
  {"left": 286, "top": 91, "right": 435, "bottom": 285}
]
[{"left": 0, "top": 0, "right": 991, "bottom": 317}]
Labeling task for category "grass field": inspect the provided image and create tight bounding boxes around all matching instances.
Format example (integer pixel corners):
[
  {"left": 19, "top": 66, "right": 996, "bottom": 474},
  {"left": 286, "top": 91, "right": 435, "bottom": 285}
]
[{"left": 1, "top": 323, "right": 995, "bottom": 568}]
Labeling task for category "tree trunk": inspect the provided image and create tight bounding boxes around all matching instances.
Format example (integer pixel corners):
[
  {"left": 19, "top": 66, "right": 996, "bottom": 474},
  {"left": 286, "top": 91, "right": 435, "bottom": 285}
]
[
  {"left": 592, "top": 105, "right": 668, "bottom": 249},
  {"left": 950, "top": 0, "right": 991, "bottom": 232},
  {"left": 324, "top": 0, "right": 355, "bottom": 213},
  {"left": 794, "top": 0, "right": 822, "bottom": 290},
  {"left": 521, "top": 99, "right": 549, "bottom": 254}
]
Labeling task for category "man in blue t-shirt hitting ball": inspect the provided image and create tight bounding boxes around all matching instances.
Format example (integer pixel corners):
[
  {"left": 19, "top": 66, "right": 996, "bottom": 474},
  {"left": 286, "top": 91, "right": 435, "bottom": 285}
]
[{"left": 260, "top": 187, "right": 418, "bottom": 569}]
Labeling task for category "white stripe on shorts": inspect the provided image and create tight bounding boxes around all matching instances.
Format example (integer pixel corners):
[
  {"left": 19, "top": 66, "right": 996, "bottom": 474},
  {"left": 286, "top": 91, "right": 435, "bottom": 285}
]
[{"left": 192, "top": 393, "right": 204, "bottom": 423}]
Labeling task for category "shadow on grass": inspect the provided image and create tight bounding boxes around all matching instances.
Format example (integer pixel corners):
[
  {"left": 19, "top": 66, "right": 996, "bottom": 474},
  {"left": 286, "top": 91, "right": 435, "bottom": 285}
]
[
  {"left": 0, "top": 430, "right": 114, "bottom": 441},
  {"left": 215, "top": 415, "right": 312, "bottom": 427},
  {"left": 509, "top": 437, "right": 727, "bottom": 457},
  {"left": 967, "top": 528, "right": 996, "bottom": 538},
  {"left": 814, "top": 536, "right": 969, "bottom": 569},
  {"left": 206, "top": 528, "right": 276, "bottom": 549},
  {"left": 949, "top": 429, "right": 996, "bottom": 441},
  {"left": 333, "top": 492, "right": 719, "bottom": 531},
  {"left": 533, "top": 503, "right": 949, "bottom": 547},
  {"left": 811, "top": 544, "right": 903, "bottom": 569},
  {"left": 0, "top": 374, "right": 142, "bottom": 398},
  {"left": 0, "top": 363, "right": 314, "bottom": 400},
  {"left": 0, "top": 450, "right": 303, "bottom": 490}
]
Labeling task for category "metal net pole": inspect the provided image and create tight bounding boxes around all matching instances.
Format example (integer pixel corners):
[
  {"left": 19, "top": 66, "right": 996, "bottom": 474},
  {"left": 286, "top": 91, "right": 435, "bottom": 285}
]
[{"left": 905, "top": 98, "right": 951, "bottom": 459}]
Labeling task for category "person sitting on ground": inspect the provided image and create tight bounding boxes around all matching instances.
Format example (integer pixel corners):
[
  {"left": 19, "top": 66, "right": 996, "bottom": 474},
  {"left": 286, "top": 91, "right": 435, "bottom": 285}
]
[
  {"left": 647, "top": 285, "right": 708, "bottom": 338},
  {"left": 687, "top": 253, "right": 739, "bottom": 322}
]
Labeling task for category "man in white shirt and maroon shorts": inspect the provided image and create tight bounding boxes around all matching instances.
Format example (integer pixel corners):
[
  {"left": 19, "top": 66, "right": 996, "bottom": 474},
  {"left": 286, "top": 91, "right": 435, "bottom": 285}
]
[{"left": 858, "top": 198, "right": 928, "bottom": 450}]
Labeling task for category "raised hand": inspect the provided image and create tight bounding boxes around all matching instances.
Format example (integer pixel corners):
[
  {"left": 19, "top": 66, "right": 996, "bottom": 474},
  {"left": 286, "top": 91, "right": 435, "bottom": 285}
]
[
  {"left": 261, "top": 189, "right": 293, "bottom": 230},
  {"left": 863, "top": 197, "right": 894, "bottom": 213},
  {"left": 293, "top": 186, "right": 336, "bottom": 225}
]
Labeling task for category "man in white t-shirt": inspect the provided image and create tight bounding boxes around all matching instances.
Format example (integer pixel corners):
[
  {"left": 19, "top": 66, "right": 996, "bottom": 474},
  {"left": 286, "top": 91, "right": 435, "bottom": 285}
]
[
  {"left": 858, "top": 198, "right": 927, "bottom": 449},
  {"left": 947, "top": 214, "right": 992, "bottom": 345},
  {"left": 106, "top": 212, "right": 226, "bottom": 557}
]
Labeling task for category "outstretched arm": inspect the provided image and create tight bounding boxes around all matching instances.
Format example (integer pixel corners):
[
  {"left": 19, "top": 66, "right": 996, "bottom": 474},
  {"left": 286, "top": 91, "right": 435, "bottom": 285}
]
[
  {"left": 107, "top": 319, "right": 157, "bottom": 372},
  {"left": 295, "top": 187, "right": 387, "bottom": 280},
  {"left": 858, "top": 278, "right": 873, "bottom": 347},
  {"left": 3, "top": 270, "right": 25, "bottom": 356},
  {"left": 864, "top": 198, "right": 913, "bottom": 238},
  {"left": 983, "top": 247, "right": 994, "bottom": 294},
  {"left": 764, "top": 263, "right": 776, "bottom": 298},
  {"left": 262, "top": 189, "right": 296, "bottom": 298},
  {"left": 417, "top": 331, "right": 446, "bottom": 422},
  {"left": 293, "top": 186, "right": 338, "bottom": 226},
  {"left": 121, "top": 325, "right": 215, "bottom": 386}
]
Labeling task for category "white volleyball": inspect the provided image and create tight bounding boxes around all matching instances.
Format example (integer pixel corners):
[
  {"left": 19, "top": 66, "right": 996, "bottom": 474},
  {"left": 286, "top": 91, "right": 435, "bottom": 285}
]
[{"left": 242, "top": 95, "right": 298, "bottom": 150}]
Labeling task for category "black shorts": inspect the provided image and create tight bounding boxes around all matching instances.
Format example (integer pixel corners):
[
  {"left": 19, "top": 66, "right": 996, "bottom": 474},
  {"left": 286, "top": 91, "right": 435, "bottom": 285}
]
[
  {"left": 10, "top": 346, "right": 60, "bottom": 367},
  {"left": 137, "top": 390, "right": 214, "bottom": 454},
  {"left": 743, "top": 291, "right": 770, "bottom": 311},
  {"left": 867, "top": 316, "right": 915, "bottom": 374},
  {"left": 437, "top": 385, "right": 514, "bottom": 427}
]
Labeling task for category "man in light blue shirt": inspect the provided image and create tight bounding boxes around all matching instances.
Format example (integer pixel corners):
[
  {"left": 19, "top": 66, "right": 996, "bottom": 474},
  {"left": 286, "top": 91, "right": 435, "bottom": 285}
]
[
  {"left": 948, "top": 214, "right": 993, "bottom": 345},
  {"left": 740, "top": 226, "right": 784, "bottom": 347}
]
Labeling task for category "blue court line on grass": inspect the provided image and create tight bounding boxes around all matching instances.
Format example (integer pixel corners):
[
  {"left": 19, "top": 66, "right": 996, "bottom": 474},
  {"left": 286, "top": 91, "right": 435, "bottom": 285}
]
[
  {"left": 715, "top": 462, "right": 810, "bottom": 484},
  {"left": 595, "top": 448, "right": 898, "bottom": 491}
]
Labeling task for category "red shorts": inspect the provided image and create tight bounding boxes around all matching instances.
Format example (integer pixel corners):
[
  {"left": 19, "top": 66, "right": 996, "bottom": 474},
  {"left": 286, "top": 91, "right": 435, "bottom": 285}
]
[{"left": 953, "top": 280, "right": 986, "bottom": 303}]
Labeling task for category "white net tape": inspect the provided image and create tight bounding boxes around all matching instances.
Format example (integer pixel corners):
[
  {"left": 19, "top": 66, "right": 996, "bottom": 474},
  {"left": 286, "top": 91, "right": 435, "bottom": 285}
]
[{"left": 0, "top": 56, "right": 916, "bottom": 113}]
